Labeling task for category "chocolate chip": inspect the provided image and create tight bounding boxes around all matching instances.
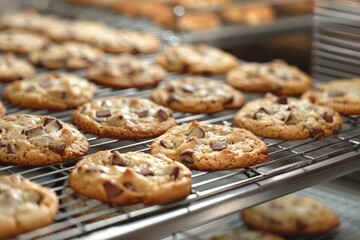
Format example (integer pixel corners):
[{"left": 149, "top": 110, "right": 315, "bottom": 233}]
[
  {"left": 210, "top": 141, "right": 227, "bottom": 151},
  {"left": 44, "top": 117, "right": 56, "bottom": 126},
  {"left": 49, "top": 142, "right": 66, "bottom": 155},
  {"left": 322, "top": 112, "right": 333, "bottom": 123},
  {"left": 44, "top": 119, "right": 63, "bottom": 133},
  {"left": 123, "top": 182, "right": 136, "bottom": 191},
  {"left": 284, "top": 112, "right": 298, "bottom": 125},
  {"left": 167, "top": 95, "right": 180, "bottom": 105},
  {"left": 170, "top": 167, "right": 180, "bottom": 180},
  {"left": 96, "top": 109, "right": 112, "bottom": 118},
  {"left": 296, "top": 220, "right": 308, "bottom": 230},
  {"left": 253, "top": 107, "right": 269, "bottom": 119},
  {"left": 157, "top": 109, "right": 168, "bottom": 121},
  {"left": 24, "top": 126, "right": 45, "bottom": 138},
  {"left": 309, "top": 128, "right": 325, "bottom": 139},
  {"left": 136, "top": 110, "right": 149, "bottom": 118},
  {"left": 182, "top": 84, "right": 194, "bottom": 93},
  {"left": 189, "top": 126, "right": 206, "bottom": 138},
  {"left": 179, "top": 151, "right": 194, "bottom": 164},
  {"left": 103, "top": 182, "right": 123, "bottom": 198},
  {"left": 160, "top": 139, "right": 174, "bottom": 149},
  {"left": 328, "top": 90, "right": 344, "bottom": 97},
  {"left": 111, "top": 151, "right": 129, "bottom": 167},
  {"left": 138, "top": 167, "right": 154, "bottom": 176},
  {"left": 224, "top": 96, "right": 234, "bottom": 105},
  {"left": 277, "top": 95, "right": 288, "bottom": 104},
  {"left": 6, "top": 143, "right": 16, "bottom": 154}
]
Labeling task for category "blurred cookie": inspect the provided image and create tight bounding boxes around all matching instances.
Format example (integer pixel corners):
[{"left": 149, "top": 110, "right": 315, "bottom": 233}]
[
  {"left": 151, "top": 76, "right": 245, "bottom": 113},
  {"left": 211, "top": 230, "right": 285, "bottom": 240},
  {"left": 87, "top": 55, "right": 166, "bottom": 88},
  {"left": 177, "top": 12, "right": 221, "bottom": 32},
  {"left": 3, "top": 72, "right": 97, "bottom": 111},
  {"left": 0, "top": 30, "right": 48, "bottom": 54},
  {"left": 0, "top": 101, "right": 6, "bottom": 116},
  {"left": 241, "top": 195, "right": 340, "bottom": 235},
  {"left": 0, "top": 54, "right": 35, "bottom": 82},
  {"left": 178, "top": 0, "right": 232, "bottom": 8},
  {"left": 221, "top": 5, "right": 275, "bottom": 25}
]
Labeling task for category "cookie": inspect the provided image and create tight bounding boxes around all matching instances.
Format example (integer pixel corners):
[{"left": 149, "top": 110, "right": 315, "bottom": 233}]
[
  {"left": 0, "top": 54, "right": 35, "bottom": 82},
  {"left": 234, "top": 93, "right": 343, "bottom": 140},
  {"left": 3, "top": 72, "right": 97, "bottom": 111},
  {"left": 227, "top": 60, "right": 311, "bottom": 95},
  {"left": 301, "top": 78, "right": 360, "bottom": 115},
  {"left": 150, "top": 120, "right": 268, "bottom": 171},
  {"left": 221, "top": 5, "right": 275, "bottom": 25},
  {"left": 0, "top": 101, "right": 6, "bottom": 116},
  {"left": 87, "top": 55, "right": 166, "bottom": 88},
  {"left": 0, "top": 114, "right": 89, "bottom": 166},
  {"left": 156, "top": 44, "right": 238, "bottom": 75},
  {"left": 0, "top": 175, "right": 58, "bottom": 239},
  {"left": 211, "top": 230, "right": 285, "bottom": 240},
  {"left": 29, "top": 42, "right": 104, "bottom": 70},
  {"left": 72, "top": 96, "right": 176, "bottom": 139},
  {"left": 177, "top": 12, "right": 221, "bottom": 32},
  {"left": 241, "top": 195, "right": 340, "bottom": 235},
  {"left": 69, "top": 150, "right": 192, "bottom": 205},
  {"left": 0, "top": 30, "right": 49, "bottom": 54},
  {"left": 68, "top": 0, "right": 118, "bottom": 6},
  {"left": 151, "top": 76, "right": 245, "bottom": 113},
  {"left": 178, "top": 0, "right": 232, "bottom": 8}
]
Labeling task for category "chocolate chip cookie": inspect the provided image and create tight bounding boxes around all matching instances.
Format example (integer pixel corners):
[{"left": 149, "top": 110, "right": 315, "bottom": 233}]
[
  {"left": 3, "top": 72, "right": 97, "bottom": 111},
  {"left": 87, "top": 55, "right": 166, "bottom": 88},
  {"left": 0, "top": 30, "right": 49, "bottom": 54},
  {"left": 234, "top": 93, "right": 343, "bottom": 140},
  {"left": 150, "top": 121, "right": 268, "bottom": 171},
  {"left": 0, "top": 54, "right": 35, "bottom": 82},
  {"left": 221, "top": 5, "right": 275, "bottom": 25},
  {"left": 302, "top": 78, "right": 360, "bottom": 115},
  {"left": 0, "top": 175, "right": 58, "bottom": 239},
  {"left": 72, "top": 97, "right": 176, "bottom": 139},
  {"left": 151, "top": 76, "right": 245, "bottom": 113},
  {"left": 177, "top": 12, "right": 221, "bottom": 32},
  {"left": 0, "top": 101, "right": 6, "bottom": 116},
  {"left": 211, "top": 230, "right": 285, "bottom": 240},
  {"left": 241, "top": 195, "right": 340, "bottom": 235},
  {"left": 156, "top": 44, "right": 238, "bottom": 75},
  {"left": 29, "top": 42, "right": 104, "bottom": 70},
  {"left": 0, "top": 114, "right": 89, "bottom": 166},
  {"left": 227, "top": 60, "right": 312, "bottom": 95},
  {"left": 69, "top": 150, "right": 192, "bottom": 205}
]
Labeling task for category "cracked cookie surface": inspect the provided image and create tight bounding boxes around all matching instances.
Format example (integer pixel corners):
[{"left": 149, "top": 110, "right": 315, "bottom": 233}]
[
  {"left": 3, "top": 72, "right": 97, "bottom": 111},
  {"left": 69, "top": 150, "right": 192, "bottom": 205},
  {"left": 72, "top": 97, "right": 176, "bottom": 139},
  {"left": 151, "top": 76, "right": 245, "bottom": 113},
  {"left": 0, "top": 54, "right": 35, "bottom": 82},
  {"left": 151, "top": 121, "right": 268, "bottom": 171},
  {"left": 0, "top": 114, "right": 89, "bottom": 166},
  {"left": 234, "top": 93, "right": 343, "bottom": 140},
  {"left": 0, "top": 175, "right": 58, "bottom": 239}
]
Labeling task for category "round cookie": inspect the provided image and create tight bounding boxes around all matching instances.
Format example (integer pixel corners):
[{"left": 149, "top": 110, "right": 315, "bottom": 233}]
[
  {"left": 221, "top": 5, "right": 275, "bottom": 25},
  {"left": 87, "top": 55, "right": 166, "bottom": 88},
  {"left": 241, "top": 195, "right": 340, "bottom": 235},
  {"left": 0, "top": 54, "right": 35, "bottom": 82},
  {"left": 29, "top": 42, "right": 104, "bottom": 70},
  {"left": 69, "top": 150, "right": 192, "bottom": 205},
  {"left": 0, "top": 30, "right": 49, "bottom": 54},
  {"left": 0, "top": 101, "right": 6, "bottom": 116},
  {"left": 72, "top": 97, "right": 176, "bottom": 139},
  {"left": 211, "top": 230, "right": 285, "bottom": 240},
  {"left": 177, "top": 12, "right": 221, "bottom": 32},
  {"left": 0, "top": 175, "right": 58, "bottom": 239},
  {"left": 0, "top": 114, "right": 89, "bottom": 166},
  {"left": 301, "top": 78, "right": 360, "bottom": 115},
  {"left": 234, "top": 93, "right": 343, "bottom": 140},
  {"left": 227, "top": 60, "right": 311, "bottom": 95},
  {"left": 3, "top": 72, "right": 97, "bottom": 111},
  {"left": 156, "top": 44, "right": 238, "bottom": 75},
  {"left": 150, "top": 120, "right": 268, "bottom": 171},
  {"left": 151, "top": 76, "right": 245, "bottom": 113}
]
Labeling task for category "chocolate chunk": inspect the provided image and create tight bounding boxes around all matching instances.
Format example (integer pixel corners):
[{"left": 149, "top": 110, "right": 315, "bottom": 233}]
[
  {"left": 111, "top": 151, "right": 129, "bottom": 167},
  {"left": 96, "top": 109, "right": 112, "bottom": 118},
  {"left": 182, "top": 84, "right": 194, "bottom": 93},
  {"left": 49, "top": 142, "right": 66, "bottom": 155},
  {"left": 170, "top": 167, "right": 180, "bottom": 180},
  {"left": 268, "top": 217, "right": 282, "bottom": 226},
  {"left": 321, "top": 112, "right": 333, "bottom": 123},
  {"left": 277, "top": 95, "right": 288, "bottom": 104},
  {"left": 284, "top": 112, "right": 298, "bottom": 125},
  {"left": 160, "top": 139, "right": 174, "bottom": 149},
  {"left": 309, "top": 128, "right": 325, "bottom": 139},
  {"left": 189, "top": 126, "right": 206, "bottom": 138},
  {"left": 44, "top": 117, "right": 56, "bottom": 126},
  {"left": 167, "top": 95, "right": 180, "bottom": 105},
  {"left": 138, "top": 167, "right": 154, "bottom": 176},
  {"left": 210, "top": 141, "right": 227, "bottom": 151},
  {"left": 6, "top": 143, "right": 16, "bottom": 154},
  {"left": 123, "top": 182, "right": 136, "bottom": 191},
  {"left": 44, "top": 119, "right": 63, "bottom": 132},
  {"left": 328, "top": 90, "right": 344, "bottom": 97},
  {"left": 24, "top": 126, "right": 45, "bottom": 139},
  {"left": 224, "top": 96, "right": 234, "bottom": 105},
  {"left": 296, "top": 220, "right": 308, "bottom": 230},
  {"left": 157, "top": 109, "right": 168, "bottom": 121},
  {"left": 103, "top": 182, "right": 123, "bottom": 197},
  {"left": 179, "top": 151, "right": 194, "bottom": 164},
  {"left": 136, "top": 110, "right": 149, "bottom": 118},
  {"left": 253, "top": 107, "right": 269, "bottom": 119}
]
